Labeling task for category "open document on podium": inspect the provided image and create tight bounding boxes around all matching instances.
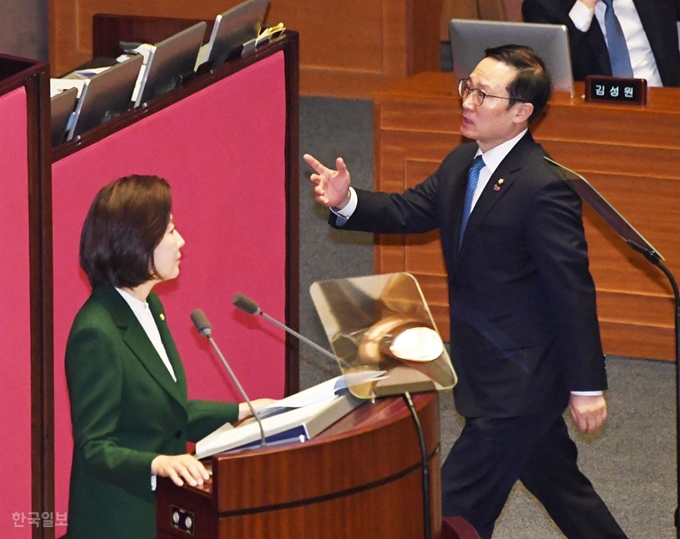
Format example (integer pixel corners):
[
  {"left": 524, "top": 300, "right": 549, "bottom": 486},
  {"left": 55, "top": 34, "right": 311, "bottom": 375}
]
[{"left": 194, "top": 370, "right": 384, "bottom": 458}]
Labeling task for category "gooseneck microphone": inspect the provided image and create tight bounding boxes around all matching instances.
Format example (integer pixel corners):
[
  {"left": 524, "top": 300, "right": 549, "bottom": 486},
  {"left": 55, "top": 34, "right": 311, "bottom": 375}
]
[
  {"left": 232, "top": 294, "right": 260, "bottom": 315},
  {"left": 232, "top": 293, "right": 351, "bottom": 370},
  {"left": 190, "top": 309, "right": 267, "bottom": 448}
]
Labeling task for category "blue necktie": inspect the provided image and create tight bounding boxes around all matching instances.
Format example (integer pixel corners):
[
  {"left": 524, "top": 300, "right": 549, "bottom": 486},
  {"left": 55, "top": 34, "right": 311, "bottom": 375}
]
[
  {"left": 460, "top": 155, "right": 485, "bottom": 246},
  {"left": 601, "top": 0, "right": 634, "bottom": 78}
]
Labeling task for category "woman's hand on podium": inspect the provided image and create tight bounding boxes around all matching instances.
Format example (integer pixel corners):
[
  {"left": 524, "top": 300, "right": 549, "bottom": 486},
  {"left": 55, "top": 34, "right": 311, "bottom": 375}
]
[
  {"left": 238, "top": 398, "right": 277, "bottom": 421},
  {"left": 151, "top": 454, "right": 209, "bottom": 487}
]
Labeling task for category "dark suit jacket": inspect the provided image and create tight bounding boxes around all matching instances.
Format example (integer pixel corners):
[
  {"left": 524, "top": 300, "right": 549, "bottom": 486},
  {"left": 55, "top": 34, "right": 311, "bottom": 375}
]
[
  {"left": 522, "top": 0, "right": 680, "bottom": 87},
  {"left": 333, "top": 133, "right": 607, "bottom": 418},
  {"left": 65, "top": 286, "right": 239, "bottom": 539}
]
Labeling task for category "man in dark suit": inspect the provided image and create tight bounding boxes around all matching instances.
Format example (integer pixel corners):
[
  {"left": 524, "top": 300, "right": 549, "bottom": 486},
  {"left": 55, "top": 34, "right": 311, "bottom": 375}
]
[
  {"left": 523, "top": 0, "right": 680, "bottom": 86},
  {"left": 304, "top": 45, "right": 628, "bottom": 538}
]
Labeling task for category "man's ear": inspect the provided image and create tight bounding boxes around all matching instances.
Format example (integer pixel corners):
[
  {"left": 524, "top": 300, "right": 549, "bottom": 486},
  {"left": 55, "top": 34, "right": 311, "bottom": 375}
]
[{"left": 513, "top": 102, "right": 534, "bottom": 124}]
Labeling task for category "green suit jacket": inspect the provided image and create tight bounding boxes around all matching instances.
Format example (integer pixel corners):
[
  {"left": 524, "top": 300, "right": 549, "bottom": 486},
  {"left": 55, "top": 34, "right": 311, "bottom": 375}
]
[{"left": 65, "top": 286, "right": 238, "bottom": 539}]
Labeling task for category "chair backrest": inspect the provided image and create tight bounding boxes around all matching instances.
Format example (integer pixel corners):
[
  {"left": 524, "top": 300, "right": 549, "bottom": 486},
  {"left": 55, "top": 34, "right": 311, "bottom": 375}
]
[
  {"left": 503, "top": 0, "right": 523, "bottom": 21},
  {"left": 440, "top": 0, "right": 523, "bottom": 41},
  {"left": 441, "top": 516, "right": 482, "bottom": 539}
]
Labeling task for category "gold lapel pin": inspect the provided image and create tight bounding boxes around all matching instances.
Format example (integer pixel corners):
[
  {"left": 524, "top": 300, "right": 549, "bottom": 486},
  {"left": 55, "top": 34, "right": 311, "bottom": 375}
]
[
  {"left": 160, "top": 313, "right": 166, "bottom": 321},
  {"left": 493, "top": 178, "right": 505, "bottom": 191}
]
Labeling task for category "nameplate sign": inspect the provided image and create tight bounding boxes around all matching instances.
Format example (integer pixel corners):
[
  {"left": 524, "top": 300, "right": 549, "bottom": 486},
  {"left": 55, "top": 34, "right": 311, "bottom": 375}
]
[{"left": 585, "top": 75, "right": 647, "bottom": 105}]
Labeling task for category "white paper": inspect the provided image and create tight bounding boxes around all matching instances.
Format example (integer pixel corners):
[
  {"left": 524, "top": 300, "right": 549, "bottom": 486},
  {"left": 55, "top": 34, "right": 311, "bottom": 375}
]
[
  {"left": 50, "top": 78, "right": 87, "bottom": 98},
  {"left": 128, "top": 44, "right": 155, "bottom": 104},
  {"left": 257, "top": 370, "right": 384, "bottom": 418},
  {"left": 129, "top": 43, "right": 154, "bottom": 65},
  {"left": 195, "top": 43, "right": 211, "bottom": 70},
  {"left": 195, "top": 394, "right": 359, "bottom": 458},
  {"left": 73, "top": 67, "right": 110, "bottom": 79}
]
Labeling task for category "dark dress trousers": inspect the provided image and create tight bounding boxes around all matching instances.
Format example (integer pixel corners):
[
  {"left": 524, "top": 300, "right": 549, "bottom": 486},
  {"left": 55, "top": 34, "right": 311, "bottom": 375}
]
[
  {"left": 332, "top": 133, "right": 628, "bottom": 538},
  {"left": 65, "top": 286, "right": 239, "bottom": 539},
  {"left": 522, "top": 0, "right": 680, "bottom": 86}
]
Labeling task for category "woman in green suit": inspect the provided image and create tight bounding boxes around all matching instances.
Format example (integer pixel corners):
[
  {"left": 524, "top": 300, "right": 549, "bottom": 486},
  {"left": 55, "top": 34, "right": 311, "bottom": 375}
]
[{"left": 65, "top": 175, "right": 271, "bottom": 539}]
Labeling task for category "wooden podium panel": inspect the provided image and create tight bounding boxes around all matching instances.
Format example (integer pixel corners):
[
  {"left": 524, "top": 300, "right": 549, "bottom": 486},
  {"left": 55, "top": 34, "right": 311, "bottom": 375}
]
[
  {"left": 156, "top": 393, "right": 441, "bottom": 538},
  {"left": 0, "top": 55, "right": 51, "bottom": 539},
  {"left": 373, "top": 73, "right": 680, "bottom": 361},
  {"left": 48, "top": 0, "right": 443, "bottom": 98}
]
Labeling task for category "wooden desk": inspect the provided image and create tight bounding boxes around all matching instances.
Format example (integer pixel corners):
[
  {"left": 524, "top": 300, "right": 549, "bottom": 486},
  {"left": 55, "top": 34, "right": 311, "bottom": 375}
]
[
  {"left": 156, "top": 393, "right": 441, "bottom": 538},
  {"left": 48, "top": 0, "right": 443, "bottom": 98},
  {"left": 373, "top": 73, "right": 680, "bottom": 361}
]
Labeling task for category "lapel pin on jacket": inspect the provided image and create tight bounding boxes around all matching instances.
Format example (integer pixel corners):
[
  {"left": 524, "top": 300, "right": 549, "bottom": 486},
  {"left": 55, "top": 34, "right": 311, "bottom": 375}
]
[
  {"left": 494, "top": 178, "right": 505, "bottom": 191},
  {"left": 159, "top": 313, "right": 166, "bottom": 321}
]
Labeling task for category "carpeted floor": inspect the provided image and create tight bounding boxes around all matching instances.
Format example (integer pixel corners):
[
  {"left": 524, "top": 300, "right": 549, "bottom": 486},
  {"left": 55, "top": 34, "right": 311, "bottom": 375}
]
[{"left": 297, "top": 95, "right": 678, "bottom": 538}]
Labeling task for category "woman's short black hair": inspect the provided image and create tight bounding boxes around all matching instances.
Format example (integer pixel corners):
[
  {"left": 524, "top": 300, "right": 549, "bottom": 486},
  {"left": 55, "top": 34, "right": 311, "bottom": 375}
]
[
  {"left": 80, "top": 175, "right": 172, "bottom": 289},
  {"left": 484, "top": 44, "right": 552, "bottom": 123}
]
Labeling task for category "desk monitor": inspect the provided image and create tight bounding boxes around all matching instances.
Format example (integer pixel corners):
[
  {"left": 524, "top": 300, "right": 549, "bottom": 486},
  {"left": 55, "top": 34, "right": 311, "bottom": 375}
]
[
  {"left": 50, "top": 87, "right": 78, "bottom": 147},
  {"left": 135, "top": 21, "right": 207, "bottom": 107},
  {"left": 449, "top": 19, "right": 574, "bottom": 96},
  {"left": 202, "top": 0, "right": 269, "bottom": 67},
  {"left": 66, "top": 54, "right": 143, "bottom": 141}
]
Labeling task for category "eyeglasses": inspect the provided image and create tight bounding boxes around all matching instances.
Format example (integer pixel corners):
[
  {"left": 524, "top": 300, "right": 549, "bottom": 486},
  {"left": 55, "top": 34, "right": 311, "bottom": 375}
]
[{"left": 458, "top": 78, "right": 523, "bottom": 107}]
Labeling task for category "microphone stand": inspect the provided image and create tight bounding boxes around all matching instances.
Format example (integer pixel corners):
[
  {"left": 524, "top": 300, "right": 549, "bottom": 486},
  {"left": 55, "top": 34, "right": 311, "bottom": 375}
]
[
  {"left": 402, "top": 392, "right": 432, "bottom": 539},
  {"left": 232, "top": 293, "right": 359, "bottom": 373},
  {"left": 204, "top": 334, "right": 267, "bottom": 448},
  {"left": 545, "top": 158, "right": 679, "bottom": 535},
  {"left": 629, "top": 243, "right": 680, "bottom": 533},
  {"left": 259, "top": 310, "right": 342, "bottom": 364},
  {"left": 191, "top": 309, "right": 267, "bottom": 448}
]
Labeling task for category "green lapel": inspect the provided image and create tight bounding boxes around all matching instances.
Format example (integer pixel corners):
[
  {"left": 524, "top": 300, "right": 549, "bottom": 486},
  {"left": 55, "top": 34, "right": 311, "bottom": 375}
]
[{"left": 94, "top": 286, "right": 186, "bottom": 407}]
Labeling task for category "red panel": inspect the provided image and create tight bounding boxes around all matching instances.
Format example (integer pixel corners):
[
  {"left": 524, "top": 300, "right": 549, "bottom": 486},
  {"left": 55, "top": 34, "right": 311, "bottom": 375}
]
[
  {"left": 0, "top": 88, "right": 33, "bottom": 538},
  {"left": 52, "top": 52, "right": 288, "bottom": 523}
]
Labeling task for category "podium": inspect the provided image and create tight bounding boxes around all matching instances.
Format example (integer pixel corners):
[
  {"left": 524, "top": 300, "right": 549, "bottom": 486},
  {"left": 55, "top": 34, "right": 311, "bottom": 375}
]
[{"left": 156, "top": 392, "right": 441, "bottom": 538}]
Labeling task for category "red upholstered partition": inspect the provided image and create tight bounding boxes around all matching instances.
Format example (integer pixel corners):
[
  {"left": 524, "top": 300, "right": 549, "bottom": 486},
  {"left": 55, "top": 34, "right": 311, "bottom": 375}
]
[
  {"left": 1, "top": 87, "right": 33, "bottom": 538},
  {"left": 52, "top": 51, "right": 290, "bottom": 525}
]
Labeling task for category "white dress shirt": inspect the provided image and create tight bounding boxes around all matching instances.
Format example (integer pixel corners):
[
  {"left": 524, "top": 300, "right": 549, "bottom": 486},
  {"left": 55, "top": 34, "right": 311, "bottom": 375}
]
[
  {"left": 570, "top": 0, "right": 662, "bottom": 86},
  {"left": 116, "top": 287, "right": 177, "bottom": 382}
]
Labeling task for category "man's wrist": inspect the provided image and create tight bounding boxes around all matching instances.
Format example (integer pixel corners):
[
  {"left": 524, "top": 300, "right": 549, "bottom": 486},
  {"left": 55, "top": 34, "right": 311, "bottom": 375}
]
[
  {"left": 571, "top": 0, "right": 596, "bottom": 31},
  {"left": 333, "top": 195, "right": 351, "bottom": 211},
  {"left": 331, "top": 187, "right": 358, "bottom": 219}
]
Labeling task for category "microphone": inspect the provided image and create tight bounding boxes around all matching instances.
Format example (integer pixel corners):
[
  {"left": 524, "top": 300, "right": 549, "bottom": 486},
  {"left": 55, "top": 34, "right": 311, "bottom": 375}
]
[
  {"left": 190, "top": 309, "right": 267, "bottom": 448},
  {"left": 232, "top": 294, "right": 260, "bottom": 315},
  {"left": 232, "top": 293, "right": 351, "bottom": 369}
]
